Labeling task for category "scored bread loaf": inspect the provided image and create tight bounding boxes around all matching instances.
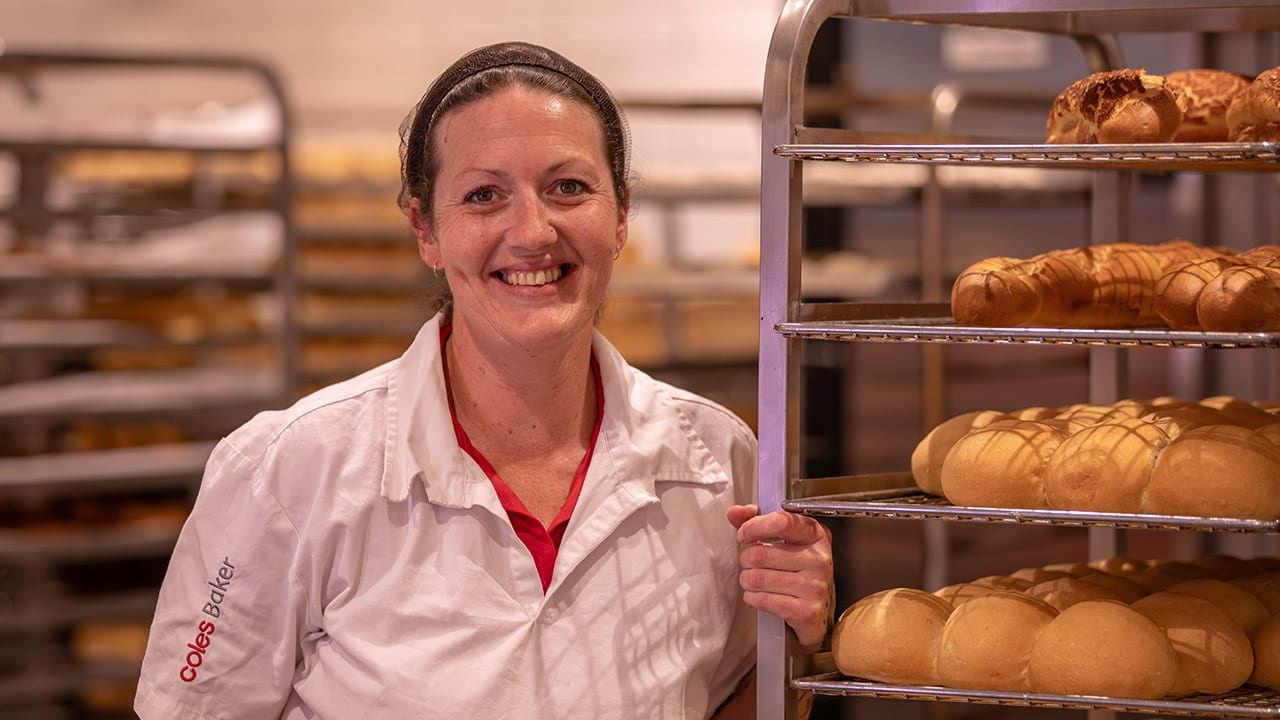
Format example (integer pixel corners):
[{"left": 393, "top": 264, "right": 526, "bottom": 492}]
[
  {"left": 1047, "top": 69, "right": 1182, "bottom": 144},
  {"left": 937, "top": 592, "right": 1058, "bottom": 692},
  {"left": 1028, "top": 600, "right": 1177, "bottom": 699},
  {"left": 1026, "top": 577, "right": 1125, "bottom": 612},
  {"left": 1130, "top": 561, "right": 1218, "bottom": 593},
  {"left": 939, "top": 420, "right": 1065, "bottom": 509},
  {"left": 832, "top": 589, "right": 953, "bottom": 685},
  {"left": 1042, "top": 418, "right": 1173, "bottom": 513},
  {"left": 911, "top": 410, "right": 1010, "bottom": 495},
  {"left": 1190, "top": 553, "right": 1257, "bottom": 579},
  {"left": 951, "top": 241, "right": 1218, "bottom": 328},
  {"left": 933, "top": 582, "right": 998, "bottom": 608},
  {"left": 1227, "top": 66, "right": 1280, "bottom": 142},
  {"left": 1164, "top": 579, "right": 1270, "bottom": 633},
  {"left": 1132, "top": 593, "right": 1254, "bottom": 696},
  {"left": 1076, "top": 571, "right": 1149, "bottom": 603},
  {"left": 1154, "top": 246, "right": 1280, "bottom": 331},
  {"left": 1145, "top": 425, "right": 1280, "bottom": 519},
  {"left": 1165, "top": 69, "right": 1252, "bottom": 142}
]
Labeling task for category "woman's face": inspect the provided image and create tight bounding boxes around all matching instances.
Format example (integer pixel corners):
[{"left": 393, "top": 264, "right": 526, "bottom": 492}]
[{"left": 413, "top": 85, "right": 626, "bottom": 355}]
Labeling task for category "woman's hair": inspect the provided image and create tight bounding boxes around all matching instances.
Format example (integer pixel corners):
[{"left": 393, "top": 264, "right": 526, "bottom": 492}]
[{"left": 398, "top": 42, "right": 632, "bottom": 315}]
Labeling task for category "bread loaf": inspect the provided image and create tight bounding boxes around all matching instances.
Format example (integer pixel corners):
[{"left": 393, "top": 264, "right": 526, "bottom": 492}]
[
  {"left": 832, "top": 589, "right": 952, "bottom": 685},
  {"left": 1010, "top": 568, "right": 1074, "bottom": 585},
  {"left": 1165, "top": 69, "right": 1252, "bottom": 142},
  {"left": 1028, "top": 601, "right": 1177, "bottom": 699},
  {"left": 1027, "top": 577, "right": 1124, "bottom": 612},
  {"left": 1078, "top": 571, "right": 1149, "bottom": 603},
  {"left": 1227, "top": 66, "right": 1280, "bottom": 142},
  {"left": 940, "top": 420, "right": 1065, "bottom": 509},
  {"left": 1190, "top": 553, "right": 1256, "bottom": 579},
  {"left": 1231, "top": 573, "right": 1280, "bottom": 614},
  {"left": 1041, "top": 562, "right": 1099, "bottom": 578},
  {"left": 1145, "top": 425, "right": 1280, "bottom": 519},
  {"left": 1047, "top": 69, "right": 1182, "bottom": 144},
  {"left": 1132, "top": 593, "right": 1254, "bottom": 696},
  {"left": 1155, "top": 246, "right": 1280, "bottom": 331},
  {"left": 937, "top": 592, "right": 1057, "bottom": 692},
  {"left": 1249, "top": 614, "right": 1280, "bottom": 690},
  {"left": 911, "top": 410, "right": 1010, "bottom": 495},
  {"left": 1130, "top": 561, "right": 1217, "bottom": 593},
  {"left": 1042, "top": 418, "right": 1172, "bottom": 512},
  {"left": 971, "top": 575, "right": 1034, "bottom": 592},
  {"left": 933, "top": 582, "right": 998, "bottom": 607},
  {"left": 1165, "top": 579, "right": 1270, "bottom": 633}
]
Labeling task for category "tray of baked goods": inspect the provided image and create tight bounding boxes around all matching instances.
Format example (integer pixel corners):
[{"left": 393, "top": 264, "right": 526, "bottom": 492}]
[
  {"left": 780, "top": 239, "right": 1280, "bottom": 347},
  {"left": 800, "top": 554, "right": 1280, "bottom": 718},
  {"left": 784, "top": 396, "right": 1280, "bottom": 533},
  {"left": 778, "top": 67, "right": 1280, "bottom": 172}
]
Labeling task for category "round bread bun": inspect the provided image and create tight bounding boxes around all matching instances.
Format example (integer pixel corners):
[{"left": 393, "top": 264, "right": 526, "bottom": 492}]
[
  {"left": 1249, "top": 614, "right": 1280, "bottom": 691},
  {"left": 1078, "top": 572, "right": 1149, "bottom": 603},
  {"left": 1190, "top": 553, "right": 1256, "bottom": 579},
  {"left": 1198, "top": 398, "right": 1280, "bottom": 429},
  {"left": 1165, "top": 69, "right": 1252, "bottom": 142},
  {"left": 1010, "top": 568, "right": 1074, "bottom": 585},
  {"left": 1165, "top": 578, "right": 1270, "bottom": 633},
  {"left": 933, "top": 582, "right": 998, "bottom": 608},
  {"left": 938, "top": 592, "right": 1058, "bottom": 692},
  {"left": 1044, "top": 419, "right": 1172, "bottom": 513},
  {"left": 832, "top": 588, "right": 953, "bottom": 685},
  {"left": 1132, "top": 592, "right": 1254, "bottom": 696},
  {"left": 1197, "top": 265, "right": 1280, "bottom": 333},
  {"left": 1015, "top": 407, "right": 1058, "bottom": 421},
  {"left": 1131, "top": 561, "right": 1218, "bottom": 593},
  {"left": 941, "top": 420, "right": 1065, "bottom": 509},
  {"left": 1231, "top": 573, "right": 1280, "bottom": 614},
  {"left": 1146, "top": 425, "right": 1280, "bottom": 519},
  {"left": 1056, "top": 404, "right": 1148, "bottom": 433},
  {"left": 1046, "top": 69, "right": 1182, "bottom": 144},
  {"left": 970, "top": 575, "right": 1034, "bottom": 592},
  {"left": 912, "top": 410, "right": 1011, "bottom": 495},
  {"left": 1227, "top": 67, "right": 1280, "bottom": 142},
  {"left": 1089, "top": 556, "right": 1150, "bottom": 576},
  {"left": 1028, "top": 600, "right": 1177, "bottom": 699},
  {"left": 1027, "top": 577, "right": 1125, "bottom": 612},
  {"left": 1141, "top": 405, "right": 1233, "bottom": 439},
  {"left": 1042, "top": 562, "right": 1100, "bottom": 578}
]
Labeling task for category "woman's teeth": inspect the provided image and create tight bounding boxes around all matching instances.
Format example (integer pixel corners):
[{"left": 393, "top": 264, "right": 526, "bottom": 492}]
[{"left": 502, "top": 266, "right": 563, "bottom": 287}]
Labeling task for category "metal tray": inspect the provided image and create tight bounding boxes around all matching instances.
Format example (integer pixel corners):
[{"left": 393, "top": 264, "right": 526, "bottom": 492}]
[
  {"left": 793, "top": 674, "right": 1280, "bottom": 718},
  {"left": 776, "top": 317, "right": 1280, "bottom": 348}
]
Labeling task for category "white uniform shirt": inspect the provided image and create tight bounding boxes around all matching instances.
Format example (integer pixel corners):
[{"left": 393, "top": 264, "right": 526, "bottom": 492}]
[{"left": 135, "top": 314, "right": 757, "bottom": 720}]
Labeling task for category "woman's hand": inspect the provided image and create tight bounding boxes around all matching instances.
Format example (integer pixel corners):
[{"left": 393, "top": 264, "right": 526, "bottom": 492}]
[{"left": 727, "top": 505, "right": 834, "bottom": 652}]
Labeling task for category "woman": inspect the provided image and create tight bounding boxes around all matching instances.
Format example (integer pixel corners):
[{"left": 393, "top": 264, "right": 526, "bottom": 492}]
[{"left": 135, "top": 42, "right": 832, "bottom": 719}]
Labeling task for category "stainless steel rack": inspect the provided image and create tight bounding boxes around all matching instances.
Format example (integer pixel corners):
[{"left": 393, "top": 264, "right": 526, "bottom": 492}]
[{"left": 791, "top": 674, "right": 1280, "bottom": 719}]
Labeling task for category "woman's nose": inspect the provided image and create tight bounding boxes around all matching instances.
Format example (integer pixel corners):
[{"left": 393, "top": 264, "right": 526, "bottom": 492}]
[{"left": 505, "top": 190, "right": 556, "bottom": 250}]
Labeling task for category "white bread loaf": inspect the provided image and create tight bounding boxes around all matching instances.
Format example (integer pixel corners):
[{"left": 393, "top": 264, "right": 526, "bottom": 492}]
[
  {"left": 832, "top": 589, "right": 953, "bottom": 685},
  {"left": 911, "top": 410, "right": 1010, "bottom": 496},
  {"left": 940, "top": 420, "right": 1065, "bottom": 509},
  {"left": 937, "top": 592, "right": 1058, "bottom": 692},
  {"left": 1130, "top": 561, "right": 1218, "bottom": 593},
  {"left": 933, "top": 583, "right": 998, "bottom": 608},
  {"left": 1027, "top": 601, "right": 1177, "bottom": 699},
  {"left": 1231, "top": 573, "right": 1280, "bottom": 614},
  {"left": 1043, "top": 418, "right": 1172, "bottom": 512},
  {"left": 1077, "top": 572, "right": 1149, "bottom": 603},
  {"left": 1026, "top": 577, "right": 1125, "bottom": 612},
  {"left": 1010, "top": 568, "right": 1074, "bottom": 585},
  {"left": 1249, "top": 614, "right": 1280, "bottom": 690},
  {"left": 1165, "top": 579, "right": 1270, "bottom": 633},
  {"left": 1190, "top": 553, "right": 1256, "bottom": 579},
  {"left": 1145, "top": 425, "right": 1280, "bottom": 519},
  {"left": 1132, "top": 592, "right": 1254, "bottom": 696}
]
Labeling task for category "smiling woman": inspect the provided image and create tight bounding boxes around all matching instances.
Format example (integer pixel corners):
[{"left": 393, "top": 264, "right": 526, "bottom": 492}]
[{"left": 133, "top": 42, "right": 833, "bottom": 720}]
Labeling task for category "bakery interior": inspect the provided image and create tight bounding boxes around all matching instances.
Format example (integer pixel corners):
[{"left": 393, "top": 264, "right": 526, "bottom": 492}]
[{"left": 4, "top": 1, "right": 1280, "bottom": 719}]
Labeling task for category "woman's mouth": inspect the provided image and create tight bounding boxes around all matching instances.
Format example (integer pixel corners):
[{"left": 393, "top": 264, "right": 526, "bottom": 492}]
[{"left": 494, "top": 264, "right": 573, "bottom": 287}]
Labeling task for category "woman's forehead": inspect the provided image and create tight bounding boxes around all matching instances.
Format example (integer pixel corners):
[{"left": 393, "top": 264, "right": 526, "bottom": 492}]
[{"left": 435, "top": 87, "right": 606, "bottom": 165}]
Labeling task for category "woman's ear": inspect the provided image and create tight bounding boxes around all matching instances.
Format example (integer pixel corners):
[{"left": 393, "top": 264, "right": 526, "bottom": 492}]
[
  {"left": 613, "top": 194, "right": 629, "bottom": 260},
  {"left": 410, "top": 198, "right": 441, "bottom": 269}
]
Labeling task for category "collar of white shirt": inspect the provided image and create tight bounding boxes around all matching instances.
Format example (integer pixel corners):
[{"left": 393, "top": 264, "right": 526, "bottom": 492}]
[{"left": 380, "top": 314, "right": 730, "bottom": 514}]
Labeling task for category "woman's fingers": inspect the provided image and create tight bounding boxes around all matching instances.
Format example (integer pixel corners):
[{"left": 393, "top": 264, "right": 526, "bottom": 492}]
[
  {"left": 739, "top": 567, "right": 829, "bottom": 599},
  {"left": 743, "top": 591, "right": 829, "bottom": 650},
  {"left": 737, "top": 510, "right": 829, "bottom": 546},
  {"left": 739, "top": 537, "right": 831, "bottom": 572},
  {"left": 726, "top": 504, "right": 758, "bottom": 530}
]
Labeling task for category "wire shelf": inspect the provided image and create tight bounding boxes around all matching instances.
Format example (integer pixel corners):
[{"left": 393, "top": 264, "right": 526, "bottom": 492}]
[
  {"left": 775, "top": 142, "right": 1280, "bottom": 172},
  {"left": 776, "top": 317, "right": 1280, "bottom": 348},
  {"left": 784, "top": 486, "right": 1280, "bottom": 533},
  {"left": 793, "top": 674, "right": 1280, "bottom": 718}
]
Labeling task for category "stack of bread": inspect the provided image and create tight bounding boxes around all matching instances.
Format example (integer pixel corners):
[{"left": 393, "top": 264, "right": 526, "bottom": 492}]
[
  {"left": 1044, "top": 66, "right": 1273, "bottom": 143},
  {"left": 833, "top": 554, "right": 1280, "bottom": 699},
  {"left": 952, "top": 241, "right": 1280, "bottom": 331},
  {"left": 911, "top": 396, "right": 1280, "bottom": 519}
]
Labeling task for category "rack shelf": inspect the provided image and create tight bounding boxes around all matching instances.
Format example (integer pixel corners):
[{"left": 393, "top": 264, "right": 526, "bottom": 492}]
[
  {"left": 0, "top": 442, "right": 214, "bottom": 495},
  {"left": 784, "top": 482, "right": 1280, "bottom": 534},
  {"left": 792, "top": 674, "right": 1280, "bottom": 719}
]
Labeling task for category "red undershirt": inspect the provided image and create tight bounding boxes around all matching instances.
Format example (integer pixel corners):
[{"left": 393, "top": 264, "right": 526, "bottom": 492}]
[{"left": 440, "top": 324, "right": 604, "bottom": 592}]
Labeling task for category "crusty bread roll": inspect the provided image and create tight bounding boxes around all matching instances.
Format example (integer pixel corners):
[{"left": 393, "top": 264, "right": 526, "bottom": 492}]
[
  {"left": 1010, "top": 568, "right": 1074, "bottom": 585},
  {"left": 1231, "top": 573, "right": 1280, "bottom": 614},
  {"left": 1027, "top": 576, "right": 1125, "bottom": 612},
  {"left": 912, "top": 410, "right": 1010, "bottom": 495},
  {"left": 1142, "top": 405, "right": 1233, "bottom": 438},
  {"left": 1047, "top": 69, "right": 1182, "bottom": 144},
  {"left": 1043, "top": 418, "right": 1173, "bottom": 512},
  {"left": 940, "top": 420, "right": 1065, "bottom": 509},
  {"left": 1028, "top": 601, "right": 1177, "bottom": 699},
  {"left": 1165, "top": 578, "right": 1270, "bottom": 632},
  {"left": 1249, "top": 614, "right": 1280, "bottom": 690},
  {"left": 1132, "top": 592, "right": 1254, "bottom": 696},
  {"left": 1198, "top": 264, "right": 1280, "bottom": 332},
  {"left": 937, "top": 592, "right": 1058, "bottom": 692},
  {"left": 832, "top": 588, "right": 953, "bottom": 685},
  {"left": 1154, "top": 255, "right": 1245, "bottom": 329},
  {"left": 1078, "top": 571, "right": 1150, "bottom": 603},
  {"left": 1166, "top": 69, "right": 1252, "bottom": 142},
  {"left": 1015, "top": 407, "right": 1058, "bottom": 421},
  {"left": 1190, "top": 553, "right": 1256, "bottom": 579},
  {"left": 1130, "top": 561, "right": 1218, "bottom": 593},
  {"left": 1058, "top": 403, "right": 1150, "bottom": 433},
  {"left": 1145, "top": 425, "right": 1280, "bottom": 519},
  {"left": 1207, "top": 398, "right": 1280, "bottom": 429},
  {"left": 934, "top": 582, "right": 998, "bottom": 608},
  {"left": 1227, "top": 66, "right": 1280, "bottom": 142}
]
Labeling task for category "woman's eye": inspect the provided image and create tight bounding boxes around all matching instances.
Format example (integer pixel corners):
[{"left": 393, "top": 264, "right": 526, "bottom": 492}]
[
  {"left": 465, "top": 187, "right": 496, "bottom": 204},
  {"left": 555, "top": 179, "right": 586, "bottom": 195}
]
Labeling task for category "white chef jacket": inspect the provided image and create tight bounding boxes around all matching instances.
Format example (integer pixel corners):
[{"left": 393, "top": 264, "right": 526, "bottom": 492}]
[{"left": 135, "top": 313, "right": 758, "bottom": 720}]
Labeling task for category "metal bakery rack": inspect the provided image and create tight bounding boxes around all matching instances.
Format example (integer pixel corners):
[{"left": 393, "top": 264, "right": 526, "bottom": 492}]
[
  {"left": 757, "top": 2, "right": 1280, "bottom": 719},
  {"left": 0, "top": 52, "right": 294, "bottom": 716}
]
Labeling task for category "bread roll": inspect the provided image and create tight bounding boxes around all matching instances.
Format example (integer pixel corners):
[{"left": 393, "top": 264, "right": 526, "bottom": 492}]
[
  {"left": 1028, "top": 601, "right": 1177, "bottom": 699},
  {"left": 934, "top": 582, "right": 998, "bottom": 608},
  {"left": 1079, "top": 572, "right": 1150, "bottom": 603},
  {"left": 912, "top": 410, "right": 1010, "bottom": 495},
  {"left": 1142, "top": 405, "right": 1233, "bottom": 438},
  {"left": 1154, "top": 256, "right": 1242, "bottom": 329},
  {"left": 1015, "top": 406, "right": 1058, "bottom": 421},
  {"left": 1010, "top": 568, "right": 1074, "bottom": 585},
  {"left": 1197, "top": 265, "right": 1280, "bottom": 332},
  {"left": 1165, "top": 579, "right": 1270, "bottom": 632},
  {"left": 1231, "top": 573, "right": 1280, "bottom": 614},
  {"left": 1209, "top": 399, "right": 1280, "bottom": 429},
  {"left": 1146, "top": 425, "right": 1280, "bottom": 519},
  {"left": 1133, "top": 592, "right": 1253, "bottom": 696},
  {"left": 970, "top": 575, "right": 1034, "bottom": 592},
  {"left": 1043, "top": 418, "right": 1172, "bottom": 512},
  {"left": 1042, "top": 562, "right": 1100, "bottom": 578},
  {"left": 1190, "top": 553, "right": 1256, "bottom": 579},
  {"left": 941, "top": 420, "right": 1065, "bottom": 509},
  {"left": 832, "top": 589, "right": 953, "bottom": 685},
  {"left": 1131, "top": 561, "right": 1219, "bottom": 593},
  {"left": 1089, "top": 556, "right": 1150, "bottom": 576},
  {"left": 1166, "top": 69, "right": 1252, "bottom": 142},
  {"left": 1227, "top": 66, "right": 1280, "bottom": 142},
  {"left": 1027, "top": 577, "right": 1125, "bottom": 612},
  {"left": 1047, "top": 69, "right": 1182, "bottom": 144},
  {"left": 1249, "top": 614, "right": 1280, "bottom": 690},
  {"left": 937, "top": 592, "right": 1057, "bottom": 692}
]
